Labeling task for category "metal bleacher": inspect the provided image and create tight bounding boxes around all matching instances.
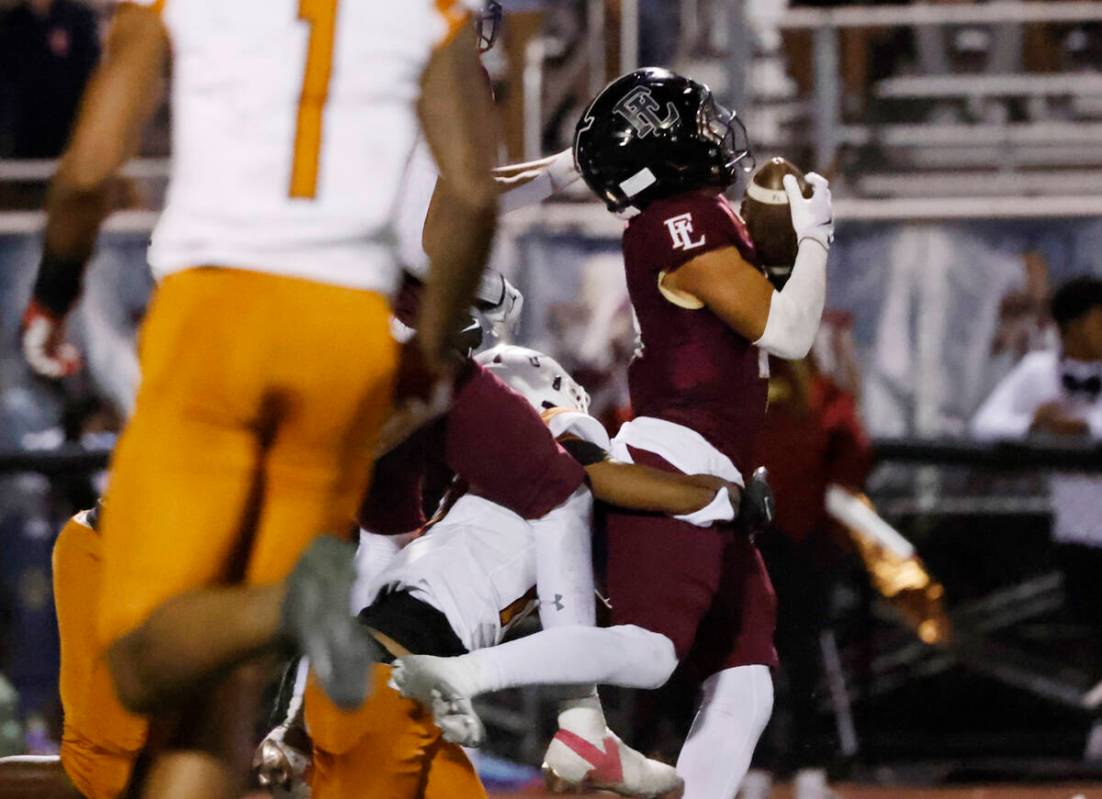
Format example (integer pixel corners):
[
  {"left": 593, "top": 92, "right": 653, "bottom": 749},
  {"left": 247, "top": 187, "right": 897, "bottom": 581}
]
[{"left": 523, "top": 0, "right": 1102, "bottom": 214}]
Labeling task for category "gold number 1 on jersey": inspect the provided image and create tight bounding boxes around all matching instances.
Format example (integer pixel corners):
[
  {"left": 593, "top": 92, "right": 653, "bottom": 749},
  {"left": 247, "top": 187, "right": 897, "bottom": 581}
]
[{"left": 290, "top": 0, "right": 338, "bottom": 199}]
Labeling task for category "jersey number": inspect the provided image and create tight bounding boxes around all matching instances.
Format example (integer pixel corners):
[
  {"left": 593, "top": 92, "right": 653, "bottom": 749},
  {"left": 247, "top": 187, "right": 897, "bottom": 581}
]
[{"left": 290, "top": 0, "right": 339, "bottom": 199}]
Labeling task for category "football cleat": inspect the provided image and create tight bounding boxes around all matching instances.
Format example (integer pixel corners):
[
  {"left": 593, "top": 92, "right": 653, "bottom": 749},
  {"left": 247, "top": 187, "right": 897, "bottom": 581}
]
[
  {"left": 794, "top": 768, "right": 842, "bottom": 799},
  {"left": 541, "top": 728, "right": 684, "bottom": 798},
  {"left": 737, "top": 768, "right": 774, "bottom": 799},
  {"left": 281, "top": 536, "right": 384, "bottom": 709},
  {"left": 253, "top": 726, "right": 311, "bottom": 792}
]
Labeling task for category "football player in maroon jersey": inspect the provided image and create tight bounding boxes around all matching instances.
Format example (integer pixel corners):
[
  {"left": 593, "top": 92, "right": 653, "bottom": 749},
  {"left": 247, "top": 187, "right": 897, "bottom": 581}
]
[
  {"left": 255, "top": 344, "right": 743, "bottom": 799},
  {"left": 392, "top": 68, "right": 833, "bottom": 799}
]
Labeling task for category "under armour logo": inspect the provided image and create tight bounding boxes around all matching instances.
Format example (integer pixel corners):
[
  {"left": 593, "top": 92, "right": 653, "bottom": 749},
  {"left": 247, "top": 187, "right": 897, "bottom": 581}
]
[
  {"left": 552, "top": 594, "right": 565, "bottom": 611},
  {"left": 613, "top": 86, "right": 680, "bottom": 138},
  {"left": 664, "top": 212, "right": 706, "bottom": 250}
]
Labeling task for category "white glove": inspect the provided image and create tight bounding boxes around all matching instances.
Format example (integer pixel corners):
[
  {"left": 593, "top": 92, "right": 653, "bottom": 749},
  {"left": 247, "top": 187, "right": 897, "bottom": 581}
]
[
  {"left": 784, "top": 172, "right": 833, "bottom": 251},
  {"left": 21, "top": 301, "right": 81, "bottom": 379},
  {"left": 545, "top": 148, "right": 581, "bottom": 193},
  {"left": 431, "top": 693, "right": 487, "bottom": 748},
  {"left": 478, "top": 274, "right": 524, "bottom": 336},
  {"left": 674, "top": 486, "right": 737, "bottom": 528},
  {"left": 253, "top": 725, "right": 312, "bottom": 792}
]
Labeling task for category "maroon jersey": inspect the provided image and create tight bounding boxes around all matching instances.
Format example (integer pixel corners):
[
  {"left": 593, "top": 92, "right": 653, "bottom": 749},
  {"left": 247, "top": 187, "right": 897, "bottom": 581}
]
[
  {"left": 360, "top": 362, "right": 586, "bottom": 533},
  {"left": 623, "top": 189, "right": 768, "bottom": 475}
]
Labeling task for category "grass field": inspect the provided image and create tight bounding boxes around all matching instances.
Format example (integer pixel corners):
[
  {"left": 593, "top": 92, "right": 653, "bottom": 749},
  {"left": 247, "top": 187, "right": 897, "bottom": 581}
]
[{"left": 485, "top": 785, "right": 1102, "bottom": 799}]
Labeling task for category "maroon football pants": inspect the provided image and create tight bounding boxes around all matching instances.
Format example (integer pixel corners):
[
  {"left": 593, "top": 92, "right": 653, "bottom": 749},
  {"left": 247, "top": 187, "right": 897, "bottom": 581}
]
[{"left": 604, "top": 447, "right": 778, "bottom": 682}]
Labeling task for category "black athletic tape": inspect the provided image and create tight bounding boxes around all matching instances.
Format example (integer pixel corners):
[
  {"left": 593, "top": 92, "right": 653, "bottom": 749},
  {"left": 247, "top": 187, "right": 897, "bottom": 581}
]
[
  {"left": 560, "top": 437, "right": 608, "bottom": 467},
  {"left": 32, "top": 252, "right": 88, "bottom": 317}
]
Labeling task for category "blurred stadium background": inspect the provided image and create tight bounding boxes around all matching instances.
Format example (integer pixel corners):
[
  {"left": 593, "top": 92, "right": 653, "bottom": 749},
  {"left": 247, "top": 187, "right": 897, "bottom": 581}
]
[{"left": 2, "top": 0, "right": 1102, "bottom": 796}]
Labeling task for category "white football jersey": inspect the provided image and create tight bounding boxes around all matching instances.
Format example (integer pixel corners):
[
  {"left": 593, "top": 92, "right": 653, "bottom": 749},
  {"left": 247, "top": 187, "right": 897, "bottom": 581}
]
[
  {"left": 364, "top": 410, "right": 604, "bottom": 652},
  {"left": 121, "top": 0, "right": 475, "bottom": 293}
]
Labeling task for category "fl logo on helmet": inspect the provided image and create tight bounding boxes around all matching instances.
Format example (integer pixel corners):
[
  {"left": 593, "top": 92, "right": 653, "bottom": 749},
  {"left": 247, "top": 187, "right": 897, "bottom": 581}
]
[{"left": 612, "top": 86, "right": 680, "bottom": 138}]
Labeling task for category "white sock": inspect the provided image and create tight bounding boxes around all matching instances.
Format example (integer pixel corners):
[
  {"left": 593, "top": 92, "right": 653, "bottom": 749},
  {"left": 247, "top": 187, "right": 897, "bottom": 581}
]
[
  {"left": 534, "top": 487, "right": 597, "bottom": 630},
  {"left": 556, "top": 690, "right": 608, "bottom": 740},
  {"left": 531, "top": 485, "right": 603, "bottom": 738},
  {"left": 454, "top": 624, "right": 678, "bottom": 695},
  {"left": 677, "top": 665, "right": 774, "bottom": 799},
  {"left": 795, "top": 768, "right": 829, "bottom": 799}
]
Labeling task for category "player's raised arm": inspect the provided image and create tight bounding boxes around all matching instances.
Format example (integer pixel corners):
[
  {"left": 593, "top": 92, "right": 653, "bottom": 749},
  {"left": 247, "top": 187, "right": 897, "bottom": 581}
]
[
  {"left": 416, "top": 18, "right": 500, "bottom": 375},
  {"left": 663, "top": 174, "right": 834, "bottom": 360},
  {"left": 22, "top": 5, "right": 167, "bottom": 379},
  {"left": 492, "top": 149, "right": 581, "bottom": 213}
]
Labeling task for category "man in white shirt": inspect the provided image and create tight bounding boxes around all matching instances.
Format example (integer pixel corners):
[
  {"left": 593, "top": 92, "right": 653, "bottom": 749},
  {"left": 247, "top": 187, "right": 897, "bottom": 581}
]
[
  {"left": 971, "top": 275, "right": 1102, "bottom": 754},
  {"left": 972, "top": 276, "right": 1102, "bottom": 444}
]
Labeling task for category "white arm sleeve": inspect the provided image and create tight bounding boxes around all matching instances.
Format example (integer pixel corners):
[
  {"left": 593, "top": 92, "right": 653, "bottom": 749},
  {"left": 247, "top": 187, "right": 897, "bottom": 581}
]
[
  {"left": 753, "top": 238, "right": 828, "bottom": 360},
  {"left": 498, "top": 170, "right": 556, "bottom": 214},
  {"left": 497, "top": 149, "right": 579, "bottom": 214},
  {"left": 533, "top": 486, "right": 597, "bottom": 630}
]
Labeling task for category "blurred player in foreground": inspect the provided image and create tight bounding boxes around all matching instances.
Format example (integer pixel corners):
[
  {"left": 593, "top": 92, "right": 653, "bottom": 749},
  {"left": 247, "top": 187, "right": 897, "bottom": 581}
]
[
  {"left": 393, "top": 67, "right": 833, "bottom": 799},
  {"left": 395, "top": 0, "right": 581, "bottom": 341},
  {"left": 0, "top": 505, "right": 143, "bottom": 799},
  {"left": 10, "top": 4, "right": 585, "bottom": 794},
  {"left": 0, "top": 504, "right": 148, "bottom": 799},
  {"left": 256, "top": 344, "right": 742, "bottom": 798},
  {"left": 18, "top": 0, "right": 499, "bottom": 796}
]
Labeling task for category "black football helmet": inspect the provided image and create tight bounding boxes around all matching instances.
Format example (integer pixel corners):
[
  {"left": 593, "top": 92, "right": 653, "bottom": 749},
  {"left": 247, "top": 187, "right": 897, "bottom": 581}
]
[
  {"left": 477, "top": 1, "right": 503, "bottom": 53},
  {"left": 573, "top": 68, "right": 753, "bottom": 213}
]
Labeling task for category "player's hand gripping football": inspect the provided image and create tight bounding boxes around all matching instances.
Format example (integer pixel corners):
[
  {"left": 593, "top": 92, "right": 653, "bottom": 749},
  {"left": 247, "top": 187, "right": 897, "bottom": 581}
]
[
  {"left": 21, "top": 299, "right": 81, "bottom": 379},
  {"left": 784, "top": 172, "right": 833, "bottom": 251}
]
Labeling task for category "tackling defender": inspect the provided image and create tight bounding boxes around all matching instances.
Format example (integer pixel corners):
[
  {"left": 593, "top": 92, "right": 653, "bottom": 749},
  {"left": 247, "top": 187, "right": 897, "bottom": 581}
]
[
  {"left": 18, "top": 1, "right": 499, "bottom": 796},
  {"left": 258, "top": 345, "right": 743, "bottom": 798},
  {"left": 393, "top": 68, "right": 834, "bottom": 799}
]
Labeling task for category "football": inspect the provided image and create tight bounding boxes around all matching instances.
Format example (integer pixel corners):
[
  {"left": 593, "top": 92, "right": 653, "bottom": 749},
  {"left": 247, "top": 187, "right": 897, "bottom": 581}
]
[{"left": 740, "top": 157, "right": 811, "bottom": 284}]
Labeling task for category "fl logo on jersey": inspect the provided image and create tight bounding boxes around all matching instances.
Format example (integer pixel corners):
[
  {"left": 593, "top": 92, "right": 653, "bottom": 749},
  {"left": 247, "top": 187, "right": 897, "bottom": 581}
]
[
  {"left": 613, "top": 86, "right": 681, "bottom": 138},
  {"left": 664, "top": 212, "right": 706, "bottom": 251}
]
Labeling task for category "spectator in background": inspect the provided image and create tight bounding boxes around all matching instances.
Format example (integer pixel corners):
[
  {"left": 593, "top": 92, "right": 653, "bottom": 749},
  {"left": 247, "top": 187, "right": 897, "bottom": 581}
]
[
  {"left": 971, "top": 275, "right": 1102, "bottom": 761},
  {"left": 742, "top": 351, "right": 872, "bottom": 799},
  {"left": 973, "top": 276, "right": 1102, "bottom": 443},
  {"left": 0, "top": 0, "right": 100, "bottom": 159}
]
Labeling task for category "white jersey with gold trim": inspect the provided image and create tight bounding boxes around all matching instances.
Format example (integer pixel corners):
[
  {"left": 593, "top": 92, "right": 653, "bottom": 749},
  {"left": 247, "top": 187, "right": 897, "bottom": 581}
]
[
  {"left": 358, "top": 409, "right": 606, "bottom": 653},
  {"left": 121, "top": 0, "right": 475, "bottom": 293}
]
